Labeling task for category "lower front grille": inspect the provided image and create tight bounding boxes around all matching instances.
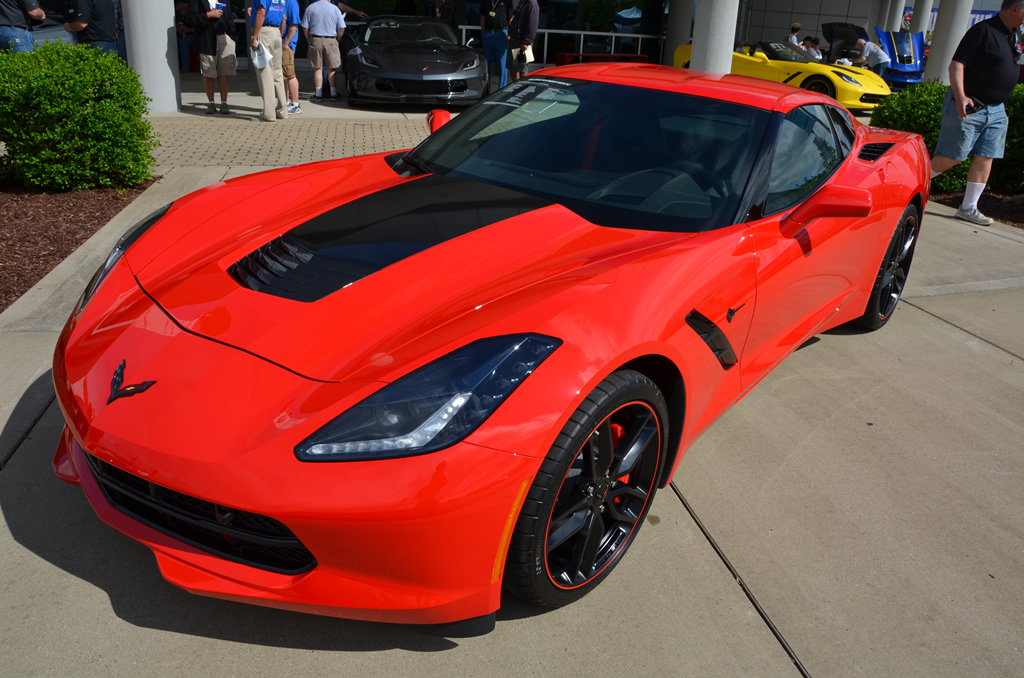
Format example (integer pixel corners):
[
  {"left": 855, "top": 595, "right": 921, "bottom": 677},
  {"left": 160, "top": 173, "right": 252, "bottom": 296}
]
[
  {"left": 376, "top": 78, "right": 468, "bottom": 95},
  {"left": 84, "top": 453, "right": 316, "bottom": 575},
  {"left": 860, "top": 93, "right": 888, "bottom": 104}
]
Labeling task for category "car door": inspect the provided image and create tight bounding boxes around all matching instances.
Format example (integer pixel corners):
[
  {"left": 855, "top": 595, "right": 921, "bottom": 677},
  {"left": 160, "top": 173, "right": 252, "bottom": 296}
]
[
  {"left": 734, "top": 45, "right": 784, "bottom": 82},
  {"left": 740, "top": 104, "right": 872, "bottom": 388}
]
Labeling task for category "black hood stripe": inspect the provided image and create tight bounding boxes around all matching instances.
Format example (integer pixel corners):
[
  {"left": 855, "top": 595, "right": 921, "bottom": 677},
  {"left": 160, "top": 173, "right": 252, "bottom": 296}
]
[{"left": 229, "top": 174, "right": 551, "bottom": 302}]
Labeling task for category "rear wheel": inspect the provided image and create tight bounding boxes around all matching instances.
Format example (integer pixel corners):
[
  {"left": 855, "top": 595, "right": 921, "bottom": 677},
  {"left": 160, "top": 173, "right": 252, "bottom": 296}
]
[
  {"left": 801, "top": 75, "right": 836, "bottom": 99},
  {"left": 504, "top": 370, "right": 666, "bottom": 608},
  {"left": 853, "top": 204, "right": 920, "bottom": 330}
]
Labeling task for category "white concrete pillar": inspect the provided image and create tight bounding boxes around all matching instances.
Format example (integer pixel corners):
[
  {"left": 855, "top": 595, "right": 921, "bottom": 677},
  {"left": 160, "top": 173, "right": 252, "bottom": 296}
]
[
  {"left": 909, "top": 0, "right": 934, "bottom": 34},
  {"left": 663, "top": 0, "right": 695, "bottom": 66},
  {"left": 690, "top": 0, "right": 739, "bottom": 74},
  {"left": 886, "top": 0, "right": 905, "bottom": 31},
  {"left": 124, "top": 0, "right": 180, "bottom": 112},
  {"left": 923, "top": 0, "right": 973, "bottom": 84},
  {"left": 871, "top": 0, "right": 891, "bottom": 31}
]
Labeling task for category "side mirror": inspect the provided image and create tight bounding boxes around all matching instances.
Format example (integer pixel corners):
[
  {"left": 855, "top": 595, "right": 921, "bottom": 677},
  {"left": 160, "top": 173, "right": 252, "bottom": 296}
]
[
  {"left": 755, "top": 52, "right": 770, "bottom": 63},
  {"left": 426, "top": 109, "right": 450, "bottom": 134},
  {"left": 781, "top": 185, "right": 872, "bottom": 238}
]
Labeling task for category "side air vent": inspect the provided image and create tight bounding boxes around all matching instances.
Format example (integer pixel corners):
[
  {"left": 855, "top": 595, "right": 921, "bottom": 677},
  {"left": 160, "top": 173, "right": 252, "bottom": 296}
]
[
  {"left": 229, "top": 235, "right": 370, "bottom": 303},
  {"left": 685, "top": 310, "right": 737, "bottom": 370},
  {"left": 858, "top": 142, "right": 895, "bottom": 162}
]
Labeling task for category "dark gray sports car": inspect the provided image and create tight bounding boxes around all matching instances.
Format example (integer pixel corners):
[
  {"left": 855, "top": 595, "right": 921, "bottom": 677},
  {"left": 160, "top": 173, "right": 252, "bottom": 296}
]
[{"left": 343, "top": 15, "right": 486, "bottom": 105}]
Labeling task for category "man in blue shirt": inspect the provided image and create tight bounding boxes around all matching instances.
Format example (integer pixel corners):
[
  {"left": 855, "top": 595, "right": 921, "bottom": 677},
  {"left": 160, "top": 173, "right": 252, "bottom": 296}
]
[
  {"left": 302, "top": 0, "right": 345, "bottom": 101},
  {"left": 250, "top": 0, "right": 288, "bottom": 121},
  {"left": 282, "top": 0, "right": 301, "bottom": 114}
]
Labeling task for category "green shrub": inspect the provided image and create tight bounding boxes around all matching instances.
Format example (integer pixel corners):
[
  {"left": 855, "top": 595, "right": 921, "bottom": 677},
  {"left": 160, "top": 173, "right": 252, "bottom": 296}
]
[
  {"left": 870, "top": 80, "right": 1024, "bottom": 194},
  {"left": 0, "top": 41, "right": 158, "bottom": 191}
]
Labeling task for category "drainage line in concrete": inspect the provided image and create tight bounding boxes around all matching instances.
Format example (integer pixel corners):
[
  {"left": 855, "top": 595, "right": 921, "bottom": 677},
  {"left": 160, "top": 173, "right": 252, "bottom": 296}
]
[
  {"left": 670, "top": 482, "right": 812, "bottom": 678},
  {"left": 902, "top": 301, "right": 1023, "bottom": 362},
  {"left": 0, "top": 394, "right": 56, "bottom": 472}
]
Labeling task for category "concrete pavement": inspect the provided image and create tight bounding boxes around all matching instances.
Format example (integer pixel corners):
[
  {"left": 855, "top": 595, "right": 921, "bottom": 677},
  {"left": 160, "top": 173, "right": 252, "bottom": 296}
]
[{"left": 1, "top": 82, "right": 1023, "bottom": 676}]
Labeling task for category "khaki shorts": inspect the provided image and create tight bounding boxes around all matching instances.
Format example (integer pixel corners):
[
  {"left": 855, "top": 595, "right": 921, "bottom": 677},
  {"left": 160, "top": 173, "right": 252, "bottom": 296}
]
[
  {"left": 308, "top": 35, "right": 341, "bottom": 70},
  {"left": 199, "top": 33, "right": 237, "bottom": 77},
  {"left": 282, "top": 44, "right": 296, "bottom": 79}
]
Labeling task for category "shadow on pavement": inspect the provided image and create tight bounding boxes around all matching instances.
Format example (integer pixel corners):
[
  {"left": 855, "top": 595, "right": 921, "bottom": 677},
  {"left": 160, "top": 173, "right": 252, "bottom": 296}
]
[{"left": 0, "top": 376, "right": 480, "bottom": 651}]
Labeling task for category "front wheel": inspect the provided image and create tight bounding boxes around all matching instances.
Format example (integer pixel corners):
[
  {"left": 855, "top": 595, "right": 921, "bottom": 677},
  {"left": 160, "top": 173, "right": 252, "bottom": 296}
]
[
  {"left": 504, "top": 370, "right": 667, "bottom": 608},
  {"left": 853, "top": 204, "right": 920, "bottom": 330},
  {"left": 801, "top": 75, "right": 837, "bottom": 99}
]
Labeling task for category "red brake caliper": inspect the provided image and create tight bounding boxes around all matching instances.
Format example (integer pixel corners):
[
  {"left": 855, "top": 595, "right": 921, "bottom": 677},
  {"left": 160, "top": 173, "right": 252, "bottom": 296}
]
[{"left": 610, "top": 423, "right": 628, "bottom": 497}]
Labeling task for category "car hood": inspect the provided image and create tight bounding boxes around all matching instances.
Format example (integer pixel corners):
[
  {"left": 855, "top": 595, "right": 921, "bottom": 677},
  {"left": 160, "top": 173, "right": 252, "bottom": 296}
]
[
  {"left": 359, "top": 42, "right": 478, "bottom": 74},
  {"left": 128, "top": 153, "right": 678, "bottom": 383}
]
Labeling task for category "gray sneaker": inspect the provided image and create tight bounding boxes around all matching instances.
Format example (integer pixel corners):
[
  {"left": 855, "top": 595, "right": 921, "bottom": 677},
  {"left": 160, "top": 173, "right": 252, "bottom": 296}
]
[
  {"left": 206, "top": 102, "right": 217, "bottom": 115},
  {"left": 219, "top": 102, "right": 230, "bottom": 115},
  {"left": 954, "top": 205, "right": 994, "bottom": 226}
]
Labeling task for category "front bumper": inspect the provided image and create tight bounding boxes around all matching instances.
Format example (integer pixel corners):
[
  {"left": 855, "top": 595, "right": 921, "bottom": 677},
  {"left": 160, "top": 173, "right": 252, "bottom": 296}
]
[
  {"left": 54, "top": 422, "right": 535, "bottom": 624},
  {"left": 351, "top": 69, "right": 485, "bottom": 105}
]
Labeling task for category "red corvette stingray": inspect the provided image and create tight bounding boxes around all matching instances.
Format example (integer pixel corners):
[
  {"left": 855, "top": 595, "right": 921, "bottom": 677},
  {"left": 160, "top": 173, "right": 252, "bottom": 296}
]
[{"left": 52, "top": 64, "right": 929, "bottom": 629}]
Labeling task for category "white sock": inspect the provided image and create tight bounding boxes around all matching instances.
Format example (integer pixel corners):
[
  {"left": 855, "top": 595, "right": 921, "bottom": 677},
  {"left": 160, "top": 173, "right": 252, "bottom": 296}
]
[
  {"left": 961, "top": 182, "right": 985, "bottom": 211},
  {"left": 330, "top": 87, "right": 337, "bottom": 96},
  {"left": 930, "top": 169, "right": 941, "bottom": 179},
  {"left": 316, "top": 86, "right": 322, "bottom": 96}
]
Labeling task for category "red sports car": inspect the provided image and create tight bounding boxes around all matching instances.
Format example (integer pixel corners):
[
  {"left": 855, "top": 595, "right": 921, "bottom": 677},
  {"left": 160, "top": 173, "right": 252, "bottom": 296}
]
[{"left": 52, "top": 64, "right": 929, "bottom": 629}]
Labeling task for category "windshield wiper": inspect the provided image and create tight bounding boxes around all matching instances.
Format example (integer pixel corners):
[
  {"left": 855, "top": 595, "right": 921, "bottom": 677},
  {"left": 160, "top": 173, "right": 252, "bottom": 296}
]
[{"left": 400, "top": 153, "right": 433, "bottom": 176}]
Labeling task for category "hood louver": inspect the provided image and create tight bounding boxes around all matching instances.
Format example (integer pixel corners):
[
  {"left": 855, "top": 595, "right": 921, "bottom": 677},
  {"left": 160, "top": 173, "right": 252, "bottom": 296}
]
[
  {"left": 229, "top": 235, "right": 363, "bottom": 303},
  {"left": 858, "top": 142, "right": 895, "bottom": 162}
]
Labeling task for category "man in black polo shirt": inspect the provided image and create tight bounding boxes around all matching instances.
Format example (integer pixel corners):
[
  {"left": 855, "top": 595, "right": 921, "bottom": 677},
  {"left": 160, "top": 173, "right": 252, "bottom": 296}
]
[
  {"left": 931, "top": 0, "right": 1024, "bottom": 225},
  {"left": 0, "top": 0, "right": 43, "bottom": 53},
  {"left": 480, "top": 0, "right": 508, "bottom": 94},
  {"left": 65, "top": 0, "right": 117, "bottom": 56}
]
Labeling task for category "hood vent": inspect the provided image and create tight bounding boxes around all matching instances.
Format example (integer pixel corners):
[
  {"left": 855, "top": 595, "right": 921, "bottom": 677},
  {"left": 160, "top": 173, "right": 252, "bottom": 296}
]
[
  {"left": 229, "top": 235, "right": 364, "bottom": 303},
  {"left": 228, "top": 174, "right": 551, "bottom": 303},
  {"left": 858, "top": 142, "right": 895, "bottom": 162}
]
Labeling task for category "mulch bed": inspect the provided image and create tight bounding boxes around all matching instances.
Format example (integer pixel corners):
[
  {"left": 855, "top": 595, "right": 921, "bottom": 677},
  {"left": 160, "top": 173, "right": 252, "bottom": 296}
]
[
  {"left": 0, "top": 180, "right": 153, "bottom": 313},
  {"left": 0, "top": 182, "right": 1020, "bottom": 315}
]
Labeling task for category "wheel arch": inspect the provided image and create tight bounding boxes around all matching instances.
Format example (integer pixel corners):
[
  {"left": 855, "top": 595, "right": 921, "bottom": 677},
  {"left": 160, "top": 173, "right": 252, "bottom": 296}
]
[{"left": 616, "top": 353, "right": 686, "bottom": 489}]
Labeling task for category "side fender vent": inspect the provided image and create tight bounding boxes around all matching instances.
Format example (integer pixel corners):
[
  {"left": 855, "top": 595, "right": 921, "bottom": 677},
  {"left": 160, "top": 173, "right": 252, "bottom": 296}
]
[
  {"left": 858, "top": 142, "right": 895, "bottom": 162},
  {"left": 685, "top": 311, "right": 737, "bottom": 370}
]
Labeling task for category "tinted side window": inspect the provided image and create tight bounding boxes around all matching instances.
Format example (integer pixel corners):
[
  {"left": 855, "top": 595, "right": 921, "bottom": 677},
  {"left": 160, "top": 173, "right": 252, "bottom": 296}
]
[
  {"left": 827, "top": 106, "right": 856, "bottom": 157},
  {"left": 765, "top": 105, "right": 841, "bottom": 214}
]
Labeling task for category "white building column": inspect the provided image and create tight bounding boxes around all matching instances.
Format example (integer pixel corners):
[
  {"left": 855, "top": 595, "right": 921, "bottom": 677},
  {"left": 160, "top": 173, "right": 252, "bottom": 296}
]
[
  {"left": 910, "top": 0, "right": 934, "bottom": 34},
  {"left": 885, "top": 0, "right": 905, "bottom": 31},
  {"left": 124, "top": 0, "right": 179, "bottom": 112},
  {"left": 923, "top": 0, "right": 973, "bottom": 84},
  {"left": 871, "top": 0, "right": 891, "bottom": 32},
  {"left": 690, "top": 0, "right": 739, "bottom": 74},
  {"left": 663, "top": 0, "right": 695, "bottom": 66}
]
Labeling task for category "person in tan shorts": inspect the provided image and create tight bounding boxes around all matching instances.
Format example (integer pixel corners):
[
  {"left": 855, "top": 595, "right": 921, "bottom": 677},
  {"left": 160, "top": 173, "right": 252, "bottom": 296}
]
[
  {"left": 302, "top": 0, "right": 346, "bottom": 101},
  {"left": 185, "top": 0, "right": 237, "bottom": 115}
]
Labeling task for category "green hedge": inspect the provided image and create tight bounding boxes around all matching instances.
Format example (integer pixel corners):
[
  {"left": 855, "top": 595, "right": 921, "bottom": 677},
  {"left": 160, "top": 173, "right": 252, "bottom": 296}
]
[
  {"left": 0, "top": 41, "right": 158, "bottom": 191},
  {"left": 870, "top": 80, "right": 1023, "bottom": 194}
]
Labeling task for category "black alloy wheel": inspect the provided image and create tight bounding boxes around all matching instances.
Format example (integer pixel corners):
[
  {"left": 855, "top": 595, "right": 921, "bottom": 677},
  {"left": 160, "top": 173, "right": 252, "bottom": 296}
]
[
  {"left": 802, "top": 75, "right": 837, "bottom": 99},
  {"left": 854, "top": 203, "right": 920, "bottom": 330},
  {"left": 504, "top": 370, "right": 666, "bottom": 608}
]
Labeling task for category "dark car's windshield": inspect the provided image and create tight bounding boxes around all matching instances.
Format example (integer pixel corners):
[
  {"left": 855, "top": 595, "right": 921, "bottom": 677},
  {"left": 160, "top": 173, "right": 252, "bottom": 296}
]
[
  {"left": 361, "top": 18, "right": 459, "bottom": 46},
  {"left": 407, "top": 77, "right": 770, "bottom": 232},
  {"left": 757, "top": 41, "right": 817, "bottom": 64}
]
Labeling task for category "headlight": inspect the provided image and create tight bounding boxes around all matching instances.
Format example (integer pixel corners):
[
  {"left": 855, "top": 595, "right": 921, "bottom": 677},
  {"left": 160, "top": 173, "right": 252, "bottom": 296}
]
[
  {"left": 462, "top": 54, "right": 480, "bottom": 70},
  {"left": 295, "top": 334, "right": 561, "bottom": 461},
  {"left": 357, "top": 50, "right": 380, "bottom": 68},
  {"left": 835, "top": 72, "right": 862, "bottom": 86},
  {"left": 76, "top": 203, "right": 171, "bottom": 314}
]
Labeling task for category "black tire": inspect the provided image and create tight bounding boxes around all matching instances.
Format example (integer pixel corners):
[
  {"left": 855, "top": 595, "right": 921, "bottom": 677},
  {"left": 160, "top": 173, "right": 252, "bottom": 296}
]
[
  {"left": 504, "top": 370, "right": 667, "bottom": 608},
  {"left": 801, "top": 75, "right": 836, "bottom": 99},
  {"left": 853, "top": 204, "right": 920, "bottom": 330}
]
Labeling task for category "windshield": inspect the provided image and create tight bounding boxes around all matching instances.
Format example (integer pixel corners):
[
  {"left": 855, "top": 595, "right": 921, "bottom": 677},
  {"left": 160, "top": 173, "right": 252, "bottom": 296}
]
[
  {"left": 361, "top": 18, "right": 459, "bottom": 46},
  {"left": 406, "top": 77, "right": 770, "bottom": 232},
  {"left": 758, "top": 41, "right": 817, "bottom": 64}
]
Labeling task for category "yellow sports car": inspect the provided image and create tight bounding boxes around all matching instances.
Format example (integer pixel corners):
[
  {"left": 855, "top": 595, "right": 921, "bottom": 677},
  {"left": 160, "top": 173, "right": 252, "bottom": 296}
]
[{"left": 675, "top": 41, "right": 891, "bottom": 111}]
